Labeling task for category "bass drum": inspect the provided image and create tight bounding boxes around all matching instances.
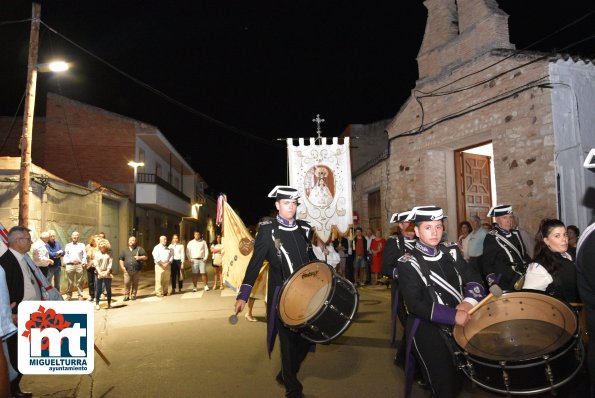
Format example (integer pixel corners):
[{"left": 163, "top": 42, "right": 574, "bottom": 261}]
[
  {"left": 277, "top": 261, "right": 358, "bottom": 343},
  {"left": 453, "top": 291, "right": 584, "bottom": 395}
]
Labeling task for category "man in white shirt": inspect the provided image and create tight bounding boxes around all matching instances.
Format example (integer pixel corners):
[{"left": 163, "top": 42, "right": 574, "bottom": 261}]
[
  {"left": 31, "top": 231, "right": 53, "bottom": 278},
  {"left": 186, "top": 231, "right": 210, "bottom": 292},
  {"left": 152, "top": 236, "right": 173, "bottom": 297},
  {"left": 63, "top": 231, "right": 87, "bottom": 301}
]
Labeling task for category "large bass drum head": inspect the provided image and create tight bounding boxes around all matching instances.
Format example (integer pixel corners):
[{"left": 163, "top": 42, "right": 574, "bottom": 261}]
[
  {"left": 454, "top": 291, "right": 577, "bottom": 361},
  {"left": 278, "top": 262, "right": 333, "bottom": 327}
]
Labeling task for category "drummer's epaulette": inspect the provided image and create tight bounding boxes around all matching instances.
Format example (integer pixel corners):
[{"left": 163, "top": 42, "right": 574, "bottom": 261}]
[
  {"left": 488, "top": 229, "right": 498, "bottom": 236},
  {"left": 259, "top": 220, "right": 272, "bottom": 226},
  {"left": 398, "top": 253, "right": 414, "bottom": 263},
  {"left": 442, "top": 241, "right": 458, "bottom": 248}
]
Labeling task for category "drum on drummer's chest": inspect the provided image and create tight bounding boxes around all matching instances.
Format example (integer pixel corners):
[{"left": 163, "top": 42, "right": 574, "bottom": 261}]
[{"left": 277, "top": 261, "right": 359, "bottom": 344}]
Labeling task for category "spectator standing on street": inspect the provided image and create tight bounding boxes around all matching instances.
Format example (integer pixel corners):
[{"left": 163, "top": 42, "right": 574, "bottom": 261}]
[
  {"left": 0, "top": 265, "right": 17, "bottom": 398},
  {"left": 94, "top": 239, "right": 113, "bottom": 310},
  {"left": 567, "top": 225, "right": 579, "bottom": 260},
  {"left": 152, "top": 236, "right": 173, "bottom": 297},
  {"left": 46, "top": 230, "right": 63, "bottom": 293},
  {"left": 333, "top": 236, "right": 349, "bottom": 276},
  {"left": 186, "top": 231, "right": 210, "bottom": 292},
  {"left": 85, "top": 235, "right": 99, "bottom": 302},
  {"left": 63, "top": 231, "right": 87, "bottom": 301},
  {"left": 119, "top": 236, "right": 147, "bottom": 301},
  {"left": 352, "top": 227, "right": 368, "bottom": 287},
  {"left": 210, "top": 234, "right": 224, "bottom": 289},
  {"left": 169, "top": 234, "right": 185, "bottom": 293},
  {"left": 312, "top": 235, "right": 340, "bottom": 269},
  {"left": 465, "top": 215, "right": 487, "bottom": 270},
  {"left": 364, "top": 227, "right": 375, "bottom": 284},
  {"left": 457, "top": 221, "right": 472, "bottom": 259},
  {"left": 31, "top": 231, "right": 52, "bottom": 277},
  {"left": 370, "top": 228, "right": 385, "bottom": 285}
]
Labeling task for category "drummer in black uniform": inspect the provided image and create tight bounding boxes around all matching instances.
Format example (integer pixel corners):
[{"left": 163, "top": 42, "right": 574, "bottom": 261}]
[
  {"left": 397, "top": 206, "right": 486, "bottom": 398},
  {"left": 381, "top": 211, "right": 416, "bottom": 354},
  {"left": 481, "top": 204, "right": 531, "bottom": 290},
  {"left": 235, "top": 186, "right": 314, "bottom": 398}
]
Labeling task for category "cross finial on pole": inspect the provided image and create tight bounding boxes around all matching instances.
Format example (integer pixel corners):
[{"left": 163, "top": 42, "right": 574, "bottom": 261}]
[{"left": 312, "top": 114, "right": 325, "bottom": 142}]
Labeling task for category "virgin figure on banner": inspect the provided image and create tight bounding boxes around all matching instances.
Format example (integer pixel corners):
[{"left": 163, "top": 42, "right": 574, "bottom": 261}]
[{"left": 305, "top": 165, "right": 334, "bottom": 208}]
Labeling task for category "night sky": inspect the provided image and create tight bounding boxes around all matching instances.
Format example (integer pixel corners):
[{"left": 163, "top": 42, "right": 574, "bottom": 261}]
[{"left": 1, "top": 1, "right": 593, "bottom": 225}]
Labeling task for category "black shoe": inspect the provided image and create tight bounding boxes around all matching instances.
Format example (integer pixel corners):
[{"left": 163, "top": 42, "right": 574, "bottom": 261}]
[
  {"left": 123, "top": 297, "right": 129, "bottom": 302},
  {"left": 13, "top": 391, "right": 33, "bottom": 398}
]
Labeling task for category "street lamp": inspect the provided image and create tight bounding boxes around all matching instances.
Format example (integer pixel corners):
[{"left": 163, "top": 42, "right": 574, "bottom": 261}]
[
  {"left": 18, "top": 2, "right": 70, "bottom": 227},
  {"left": 128, "top": 161, "right": 144, "bottom": 236}
]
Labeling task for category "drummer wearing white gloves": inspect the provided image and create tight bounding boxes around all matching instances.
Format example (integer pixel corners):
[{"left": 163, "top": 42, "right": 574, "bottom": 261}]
[{"left": 234, "top": 186, "right": 315, "bottom": 398}]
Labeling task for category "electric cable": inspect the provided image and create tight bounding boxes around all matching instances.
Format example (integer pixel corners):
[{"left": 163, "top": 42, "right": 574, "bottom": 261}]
[{"left": 39, "top": 21, "right": 283, "bottom": 149}]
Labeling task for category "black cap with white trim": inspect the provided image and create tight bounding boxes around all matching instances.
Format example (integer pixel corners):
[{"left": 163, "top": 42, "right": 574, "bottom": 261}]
[
  {"left": 390, "top": 211, "right": 411, "bottom": 224},
  {"left": 267, "top": 185, "right": 300, "bottom": 201},
  {"left": 406, "top": 206, "right": 447, "bottom": 222},
  {"left": 487, "top": 204, "right": 512, "bottom": 218}
]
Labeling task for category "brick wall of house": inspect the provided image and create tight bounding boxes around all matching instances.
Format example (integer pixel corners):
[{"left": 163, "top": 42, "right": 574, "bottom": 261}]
[
  {"left": 353, "top": 160, "right": 391, "bottom": 236},
  {"left": 376, "top": 0, "right": 560, "bottom": 235},
  {"left": 387, "top": 50, "right": 556, "bottom": 234},
  {"left": 42, "top": 93, "right": 137, "bottom": 186}
]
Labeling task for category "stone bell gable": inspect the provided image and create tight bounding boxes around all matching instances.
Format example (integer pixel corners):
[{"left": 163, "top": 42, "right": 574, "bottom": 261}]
[
  {"left": 382, "top": 0, "right": 582, "bottom": 236},
  {"left": 417, "top": 0, "right": 515, "bottom": 82}
]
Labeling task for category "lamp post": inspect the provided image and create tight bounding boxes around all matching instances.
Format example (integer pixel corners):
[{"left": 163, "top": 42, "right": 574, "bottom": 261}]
[
  {"left": 128, "top": 161, "right": 144, "bottom": 236},
  {"left": 18, "top": 2, "right": 69, "bottom": 227}
]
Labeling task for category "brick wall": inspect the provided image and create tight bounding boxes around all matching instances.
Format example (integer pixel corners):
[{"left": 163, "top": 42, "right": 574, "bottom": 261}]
[
  {"left": 387, "top": 50, "right": 557, "bottom": 233},
  {"left": 43, "top": 93, "right": 137, "bottom": 186}
]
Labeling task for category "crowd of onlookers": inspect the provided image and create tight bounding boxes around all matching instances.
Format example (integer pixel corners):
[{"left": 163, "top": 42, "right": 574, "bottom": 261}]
[{"left": 0, "top": 225, "right": 231, "bottom": 397}]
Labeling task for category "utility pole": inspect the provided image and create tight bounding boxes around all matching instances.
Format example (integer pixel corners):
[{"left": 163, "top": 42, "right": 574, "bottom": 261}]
[{"left": 19, "top": 2, "right": 41, "bottom": 227}]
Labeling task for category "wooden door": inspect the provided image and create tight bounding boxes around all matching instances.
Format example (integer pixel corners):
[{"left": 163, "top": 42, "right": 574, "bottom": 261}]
[
  {"left": 368, "top": 190, "right": 381, "bottom": 230},
  {"left": 455, "top": 152, "right": 492, "bottom": 223}
]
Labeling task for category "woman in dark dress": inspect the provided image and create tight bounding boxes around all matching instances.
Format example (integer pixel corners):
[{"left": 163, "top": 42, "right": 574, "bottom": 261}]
[{"left": 523, "top": 218, "right": 579, "bottom": 303}]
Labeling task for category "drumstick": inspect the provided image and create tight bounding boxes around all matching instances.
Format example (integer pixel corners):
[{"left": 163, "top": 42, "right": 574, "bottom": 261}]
[
  {"left": 94, "top": 343, "right": 111, "bottom": 366},
  {"left": 229, "top": 310, "right": 239, "bottom": 325},
  {"left": 468, "top": 284, "right": 503, "bottom": 315}
]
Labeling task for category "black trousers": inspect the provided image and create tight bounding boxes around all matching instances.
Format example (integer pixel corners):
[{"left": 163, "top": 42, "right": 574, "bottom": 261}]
[
  {"left": 171, "top": 259, "right": 182, "bottom": 290},
  {"left": 86, "top": 267, "right": 96, "bottom": 299},
  {"left": 7, "top": 332, "right": 22, "bottom": 394},
  {"left": 391, "top": 280, "right": 408, "bottom": 366},
  {"left": 411, "top": 321, "right": 462, "bottom": 398},
  {"left": 365, "top": 256, "right": 372, "bottom": 283},
  {"left": 345, "top": 255, "right": 355, "bottom": 283},
  {"left": 276, "top": 318, "right": 310, "bottom": 398}
]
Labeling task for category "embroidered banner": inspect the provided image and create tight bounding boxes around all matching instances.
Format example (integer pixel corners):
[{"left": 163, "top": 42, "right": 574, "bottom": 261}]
[
  {"left": 287, "top": 137, "right": 352, "bottom": 243},
  {"left": 220, "top": 198, "right": 268, "bottom": 298}
]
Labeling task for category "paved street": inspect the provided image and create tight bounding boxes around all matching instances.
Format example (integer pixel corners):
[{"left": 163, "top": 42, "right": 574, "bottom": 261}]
[{"left": 20, "top": 267, "right": 581, "bottom": 398}]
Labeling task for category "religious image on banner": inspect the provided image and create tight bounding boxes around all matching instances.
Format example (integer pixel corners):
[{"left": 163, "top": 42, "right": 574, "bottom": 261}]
[{"left": 287, "top": 136, "right": 353, "bottom": 243}]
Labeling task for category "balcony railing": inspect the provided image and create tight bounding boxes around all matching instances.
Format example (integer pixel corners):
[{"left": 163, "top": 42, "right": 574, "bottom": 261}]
[{"left": 137, "top": 173, "right": 190, "bottom": 203}]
